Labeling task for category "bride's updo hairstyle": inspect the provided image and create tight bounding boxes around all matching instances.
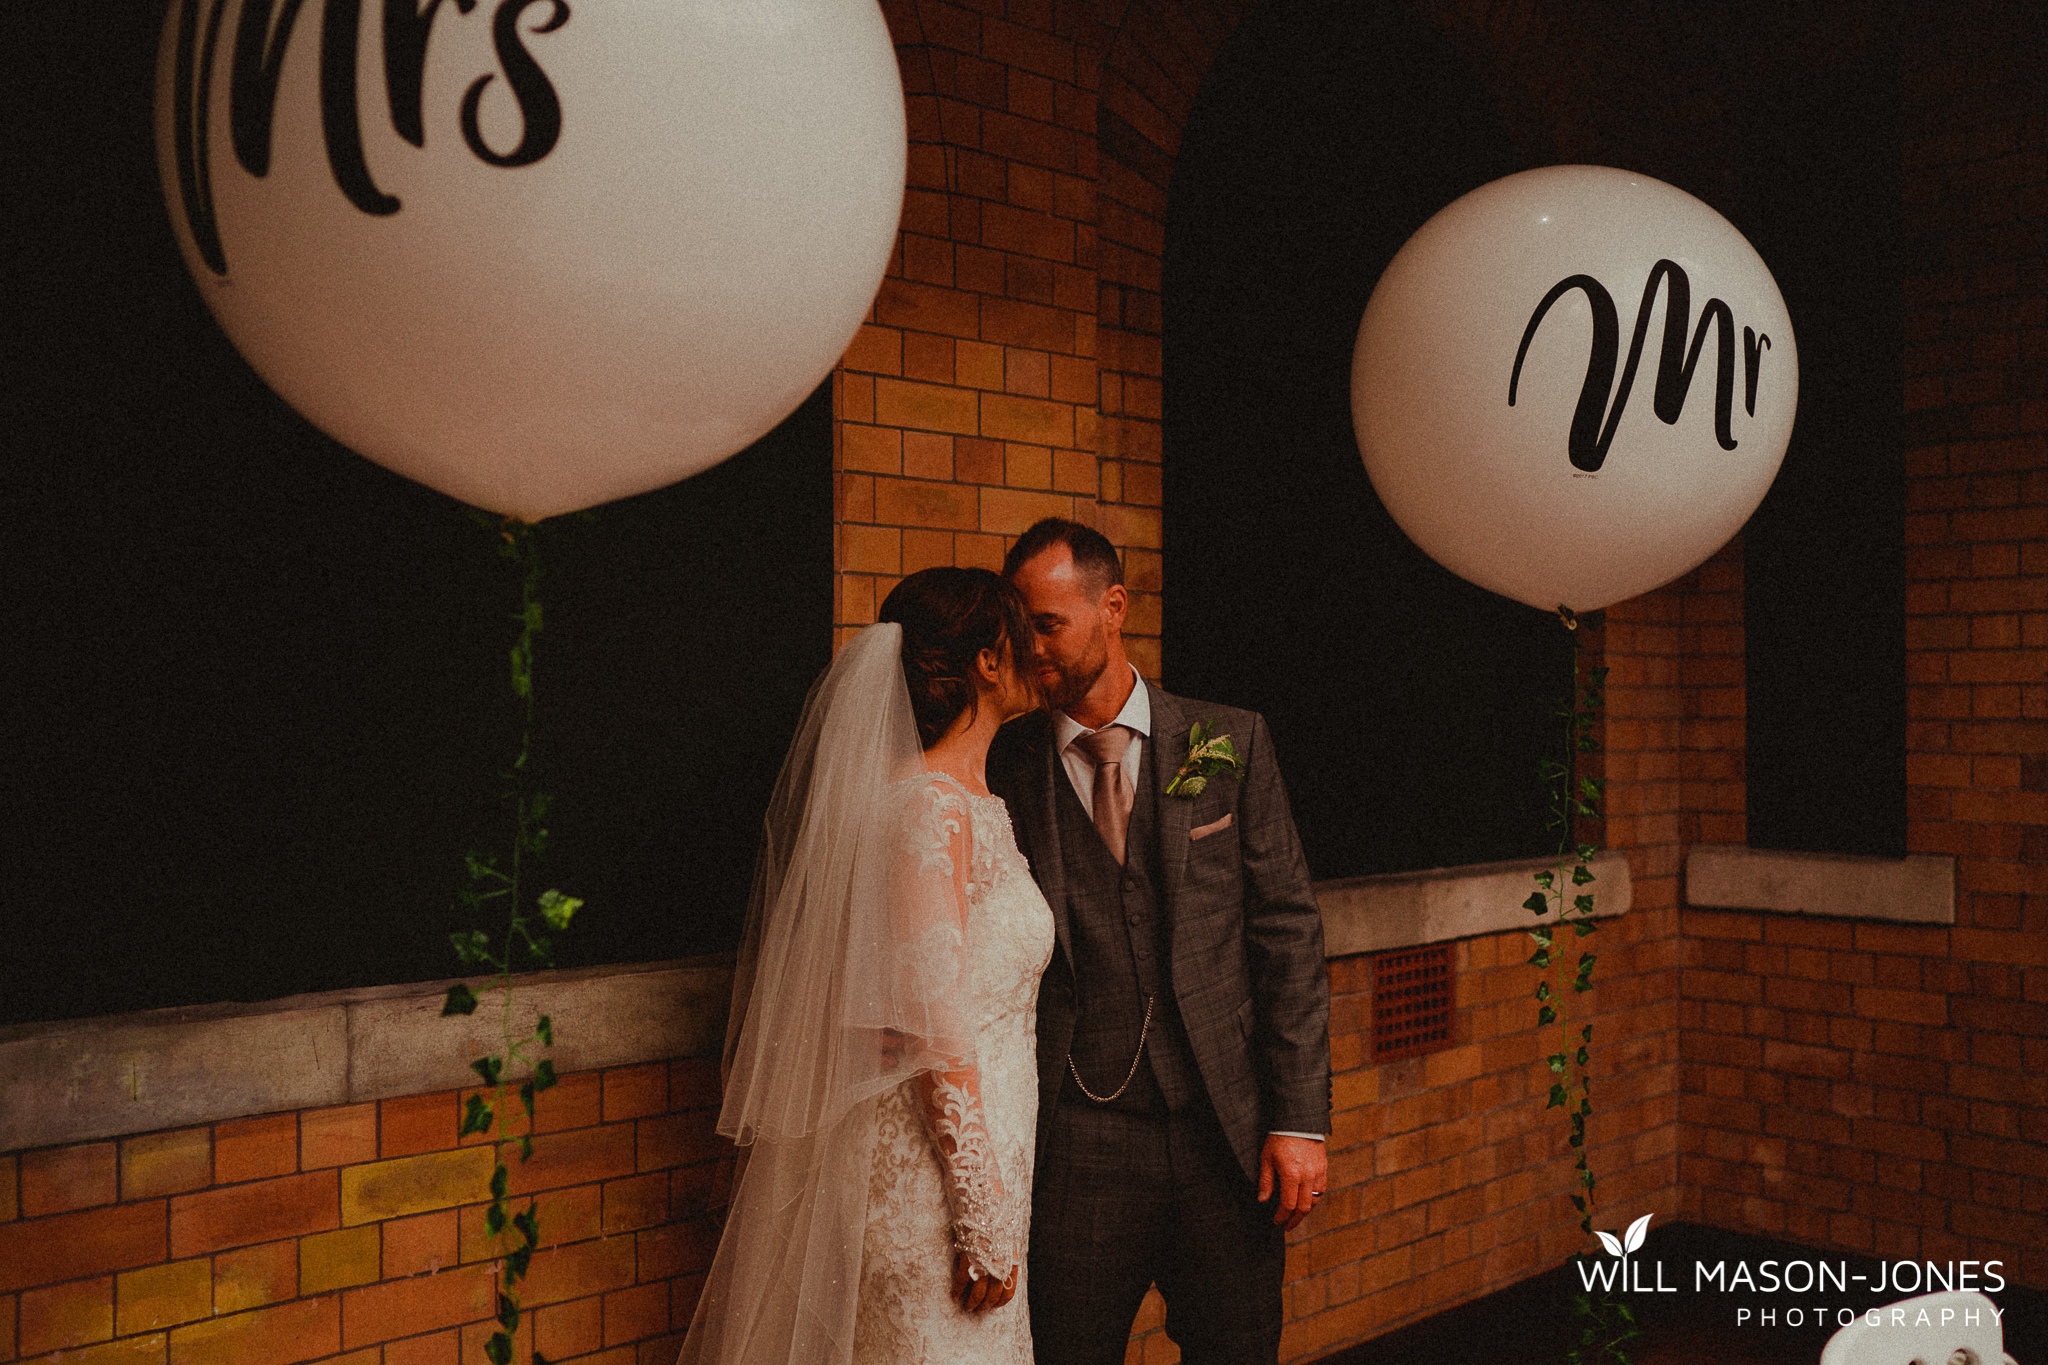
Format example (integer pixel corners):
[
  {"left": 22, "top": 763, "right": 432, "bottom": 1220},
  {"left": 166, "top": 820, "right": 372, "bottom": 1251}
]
[{"left": 878, "top": 566, "right": 1032, "bottom": 749}]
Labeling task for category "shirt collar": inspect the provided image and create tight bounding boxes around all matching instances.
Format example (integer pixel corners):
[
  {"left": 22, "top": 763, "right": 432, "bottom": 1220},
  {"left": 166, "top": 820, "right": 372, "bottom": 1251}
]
[{"left": 1053, "top": 664, "right": 1151, "bottom": 751}]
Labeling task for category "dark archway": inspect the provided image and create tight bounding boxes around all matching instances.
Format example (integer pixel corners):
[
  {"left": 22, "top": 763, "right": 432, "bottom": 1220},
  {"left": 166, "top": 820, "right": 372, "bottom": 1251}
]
[{"left": 1162, "top": 0, "right": 1570, "bottom": 880}]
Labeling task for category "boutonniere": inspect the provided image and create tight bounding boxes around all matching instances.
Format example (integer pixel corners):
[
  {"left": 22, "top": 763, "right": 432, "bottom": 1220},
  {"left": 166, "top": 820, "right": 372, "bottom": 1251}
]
[{"left": 1166, "top": 719, "right": 1243, "bottom": 798}]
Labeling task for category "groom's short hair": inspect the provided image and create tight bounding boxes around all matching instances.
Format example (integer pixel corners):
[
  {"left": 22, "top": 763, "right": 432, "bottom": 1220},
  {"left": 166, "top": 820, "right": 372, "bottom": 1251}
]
[{"left": 1004, "top": 518, "right": 1124, "bottom": 592}]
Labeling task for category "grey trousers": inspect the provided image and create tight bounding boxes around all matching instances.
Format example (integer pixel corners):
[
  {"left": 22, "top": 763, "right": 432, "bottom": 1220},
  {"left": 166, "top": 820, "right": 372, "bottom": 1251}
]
[{"left": 1028, "top": 1102, "right": 1286, "bottom": 1365}]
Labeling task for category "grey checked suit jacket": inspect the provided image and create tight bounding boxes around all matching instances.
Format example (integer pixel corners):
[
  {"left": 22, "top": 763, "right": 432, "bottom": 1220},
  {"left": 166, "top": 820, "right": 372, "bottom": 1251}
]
[{"left": 989, "top": 682, "right": 1332, "bottom": 1185}]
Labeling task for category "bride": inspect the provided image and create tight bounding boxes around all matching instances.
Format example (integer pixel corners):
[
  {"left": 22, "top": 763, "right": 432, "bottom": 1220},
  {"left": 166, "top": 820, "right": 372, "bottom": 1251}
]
[{"left": 679, "top": 567, "right": 1054, "bottom": 1365}]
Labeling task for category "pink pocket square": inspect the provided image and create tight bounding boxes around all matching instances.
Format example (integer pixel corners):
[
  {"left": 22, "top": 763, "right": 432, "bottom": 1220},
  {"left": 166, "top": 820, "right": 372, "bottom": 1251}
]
[{"left": 1190, "top": 813, "right": 1234, "bottom": 840}]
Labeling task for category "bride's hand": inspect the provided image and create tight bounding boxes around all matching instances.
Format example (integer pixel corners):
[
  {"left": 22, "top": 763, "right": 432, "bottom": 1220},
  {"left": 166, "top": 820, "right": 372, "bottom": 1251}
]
[{"left": 951, "top": 1252, "right": 1018, "bottom": 1312}]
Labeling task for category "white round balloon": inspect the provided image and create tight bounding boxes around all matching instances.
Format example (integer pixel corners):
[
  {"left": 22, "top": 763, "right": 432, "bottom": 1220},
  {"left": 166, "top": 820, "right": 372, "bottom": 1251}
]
[
  {"left": 156, "top": 0, "right": 905, "bottom": 520},
  {"left": 1351, "top": 165, "right": 1797, "bottom": 613}
]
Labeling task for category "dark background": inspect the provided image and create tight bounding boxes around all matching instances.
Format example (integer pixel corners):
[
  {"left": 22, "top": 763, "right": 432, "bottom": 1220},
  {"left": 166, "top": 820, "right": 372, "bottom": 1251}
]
[
  {"left": 5, "top": 1, "right": 831, "bottom": 1027},
  {"left": 7, "top": 0, "right": 1903, "bottom": 1025},
  {"left": 1163, "top": 0, "right": 1904, "bottom": 880}
]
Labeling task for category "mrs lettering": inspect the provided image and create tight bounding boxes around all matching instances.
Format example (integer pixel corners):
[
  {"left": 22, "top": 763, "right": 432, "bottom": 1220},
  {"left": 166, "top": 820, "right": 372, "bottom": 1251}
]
[{"left": 167, "top": 0, "right": 570, "bottom": 276}]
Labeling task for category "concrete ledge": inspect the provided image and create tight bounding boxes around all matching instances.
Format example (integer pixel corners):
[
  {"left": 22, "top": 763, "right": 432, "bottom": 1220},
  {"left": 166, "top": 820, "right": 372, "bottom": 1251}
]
[
  {"left": 0, "top": 957, "right": 734, "bottom": 1155},
  {"left": 1684, "top": 844, "right": 1955, "bottom": 923},
  {"left": 1313, "top": 851, "right": 1633, "bottom": 959}
]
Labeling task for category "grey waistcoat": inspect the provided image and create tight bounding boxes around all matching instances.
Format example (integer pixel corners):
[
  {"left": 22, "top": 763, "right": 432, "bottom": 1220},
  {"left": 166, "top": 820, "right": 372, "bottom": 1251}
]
[{"left": 1052, "top": 736, "right": 1202, "bottom": 1113}]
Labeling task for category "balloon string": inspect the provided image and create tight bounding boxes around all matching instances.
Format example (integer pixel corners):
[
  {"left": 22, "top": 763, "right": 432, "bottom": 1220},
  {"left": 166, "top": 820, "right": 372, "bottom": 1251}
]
[{"left": 1557, "top": 604, "right": 1579, "bottom": 630}]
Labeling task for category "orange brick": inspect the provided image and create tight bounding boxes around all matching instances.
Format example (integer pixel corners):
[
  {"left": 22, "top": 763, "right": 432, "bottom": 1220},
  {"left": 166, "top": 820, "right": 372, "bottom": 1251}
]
[
  {"left": 23, "top": 1144, "right": 117, "bottom": 1218},
  {"left": 1, "top": 1154, "right": 15, "bottom": 1219},
  {"left": 1004, "top": 347, "right": 1051, "bottom": 397},
  {"left": 602, "top": 1280, "right": 668, "bottom": 1347},
  {"left": 116, "top": 1257, "right": 212, "bottom": 1335},
  {"left": 955, "top": 436, "right": 1005, "bottom": 485},
  {"left": 383, "top": 1210, "right": 459, "bottom": 1279},
  {"left": 169, "top": 1172, "right": 336, "bottom": 1258},
  {"left": 902, "top": 330, "right": 955, "bottom": 384},
  {"left": 529, "top": 1071, "right": 604, "bottom": 1136},
  {"left": 1005, "top": 442, "right": 1053, "bottom": 489},
  {"left": 23, "top": 1334, "right": 166, "bottom": 1365},
  {"left": 534, "top": 1295, "right": 602, "bottom": 1360},
  {"left": 300, "top": 1225, "right": 379, "bottom": 1295},
  {"left": 601, "top": 1174, "right": 668, "bottom": 1237},
  {"left": 214, "top": 1238, "right": 297, "bottom": 1312},
  {"left": 874, "top": 377, "right": 979, "bottom": 436},
  {"left": 459, "top": 1184, "right": 601, "bottom": 1264},
  {"left": 117, "top": 1133, "right": 210, "bottom": 1204},
  {"left": 840, "top": 323, "right": 902, "bottom": 376},
  {"left": 841, "top": 523, "right": 902, "bottom": 575},
  {"left": 957, "top": 339, "right": 1005, "bottom": 390},
  {"left": 0, "top": 1201, "right": 166, "bottom": 1294},
  {"left": 299, "top": 1106, "right": 376, "bottom": 1171},
  {"left": 380, "top": 1327, "right": 459, "bottom": 1365},
  {"left": 902, "top": 526, "right": 956, "bottom": 574},
  {"left": 19, "top": 1275, "right": 113, "bottom": 1354},
  {"left": 982, "top": 393, "right": 1072, "bottom": 446},
  {"left": 635, "top": 1112, "right": 723, "bottom": 1174},
  {"left": 1053, "top": 447, "right": 1097, "bottom": 495},
  {"left": 213, "top": 1116, "right": 297, "bottom": 1186},
  {"left": 168, "top": 1293, "right": 340, "bottom": 1365},
  {"left": 980, "top": 487, "right": 1073, "bottom": 535},
  {"left": 459, "top": 1315, "right": 532, "bottom": 1365},
  {"left": 380, "top": 1094, "right": 458, "bottom": 1159},
  {"left": 902, "top": 431, "right": 955, "bottom": 482},
  {"left": 873, "top": 477, "right": 980, "bottom": 532},
  {"left": 339, "top": 1263, "right": 494, "bottom": 1350},
  {"left": 339, "top": 1148, "right": 492, "bottom": 1228},
  {"left": 506, "top": 1125, "right": 636, "bottom": 1199},
  {"left": 520, "top": 1236, "right": 635, "bottom": 1309},
  {"left": 841, "top": 422, "right": 902, "bottom": 474}
]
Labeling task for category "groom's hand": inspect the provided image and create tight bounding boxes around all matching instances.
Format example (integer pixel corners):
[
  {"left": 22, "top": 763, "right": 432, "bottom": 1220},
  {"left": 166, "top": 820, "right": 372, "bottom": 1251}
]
[
  {"left": 952, "top": 1253, "right": 1019, "bottom": 1312},
  {"left": 1258, "top": 1134, "right": 1328, "bottom": 1232}
]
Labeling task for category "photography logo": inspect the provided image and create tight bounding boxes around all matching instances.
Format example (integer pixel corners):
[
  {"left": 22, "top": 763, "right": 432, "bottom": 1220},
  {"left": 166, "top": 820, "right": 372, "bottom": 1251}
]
[{"left": 1579, "top": 1216, "right": 2010, "bottom": 1334}]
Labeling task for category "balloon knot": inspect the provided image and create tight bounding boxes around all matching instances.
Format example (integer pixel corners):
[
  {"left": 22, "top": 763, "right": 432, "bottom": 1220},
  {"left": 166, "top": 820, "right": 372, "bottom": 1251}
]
[{"left": 1557, "top": 605, "right": 1579, "bottom": 630}]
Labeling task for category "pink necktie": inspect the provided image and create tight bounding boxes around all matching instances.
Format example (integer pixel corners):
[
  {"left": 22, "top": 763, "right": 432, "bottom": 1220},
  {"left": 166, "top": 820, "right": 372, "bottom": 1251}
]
[{"left": 1072, "top": 725, "right": 1135, "bottom": 864}]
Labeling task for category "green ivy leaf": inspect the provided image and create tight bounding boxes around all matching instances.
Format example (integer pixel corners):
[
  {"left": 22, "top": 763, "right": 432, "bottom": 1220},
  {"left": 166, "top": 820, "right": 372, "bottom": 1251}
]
[
  {"left": 497, "top": 1293, "right": 520, "bottom": 1332},
  {"left": 1524, "top": 891, "right": 1550, "bottom": 914},
  {"left": 515, "top": 1206, "right": 540, "bottom": 1246},
  {"left": 534, "top": 1059, "right": 558, "bottom": 1092},
  {"left": 490, "top": 1165, "right": 509, "bottom": 1200},
  {"left": 520, "top": 1081, "right": 536, "bottom": 1117},
  {"left": 537, "top": 890, "right": 581, "bottom": 931},
  {"left": 508, "top": 1245, "right": 533, "bottom": 1279},
  {"left": 1573, "top": 894, "right": 1595, "bottom": 914},
  {"left": 487, "top": 1202, "right": 507, "bottom": 1235},
  {"left": 1547, "top": 1082, "right": 1568, "bottom": 1108},
  {"left": 442, "top": 984, "right": 480, "bottom": 1017},
  {"left": 1548, "top": 1053, "right": 1567, "bottom": 1073},
  {"left": 519, "top": 1134, "right": 534, "bottom": 1161},
  {"left": 485, "top": 1330, "right": 513, "bottom": 1365},
  {"left": 1535, "top": 981, "right": 1551, "bottom": 1001},
  {"left": 1571, "top": 864, "right": 1595, "bottom": 886},
  {"left": 472, "top": 1056, "right": 504, "bottom": 1087},
  {"left": 536, "top": 1015, "right": 554, "bottom": 1046},
  {"left": 460, "top": 1095, "right": 494, "bottom": 1137},
  {"left": 1538, "top": 1004, "right": 1556, "bottom": 1026},
  {"left": 451, "top": 931, "right": 494, "bottom": 966}
]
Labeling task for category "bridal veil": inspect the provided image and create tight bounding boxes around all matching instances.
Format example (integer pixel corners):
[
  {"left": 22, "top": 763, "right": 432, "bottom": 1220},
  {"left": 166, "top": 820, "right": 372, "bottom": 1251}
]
[{"left": 679, "top": 622, "right": 977, "bottom": 1365}]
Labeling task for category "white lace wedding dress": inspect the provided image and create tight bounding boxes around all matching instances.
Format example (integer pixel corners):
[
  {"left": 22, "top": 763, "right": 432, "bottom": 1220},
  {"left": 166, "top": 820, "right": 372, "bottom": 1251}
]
[{"left": 853, "top": 773, "right": 1054, "bottom": 1365}]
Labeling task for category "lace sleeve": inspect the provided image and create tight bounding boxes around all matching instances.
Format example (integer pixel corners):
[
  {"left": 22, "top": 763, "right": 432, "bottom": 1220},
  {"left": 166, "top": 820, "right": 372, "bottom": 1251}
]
[{"left": 894, "top": 777, "right": 1017, "bottom": 1280}]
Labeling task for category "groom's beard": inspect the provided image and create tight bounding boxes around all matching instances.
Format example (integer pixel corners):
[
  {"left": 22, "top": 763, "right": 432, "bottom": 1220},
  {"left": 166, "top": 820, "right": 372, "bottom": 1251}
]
[{"left": 1036, "top": 629, "right": 1109, "bottom": 715}]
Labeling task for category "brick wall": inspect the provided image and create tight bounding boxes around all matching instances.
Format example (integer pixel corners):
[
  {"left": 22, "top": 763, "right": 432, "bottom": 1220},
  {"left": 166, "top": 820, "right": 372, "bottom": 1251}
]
[
  {"left": 1661, "top": 0, "right": 2048, "bottom": 1291},
  {"left": 0, "top": 1062, "right": 727, "bottom": 1365}
]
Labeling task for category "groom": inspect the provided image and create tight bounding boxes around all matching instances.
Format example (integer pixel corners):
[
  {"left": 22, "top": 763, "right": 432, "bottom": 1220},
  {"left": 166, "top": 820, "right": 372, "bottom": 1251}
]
[{"left": 990, "top": 519, "right": 1331, "bottom": 1364}]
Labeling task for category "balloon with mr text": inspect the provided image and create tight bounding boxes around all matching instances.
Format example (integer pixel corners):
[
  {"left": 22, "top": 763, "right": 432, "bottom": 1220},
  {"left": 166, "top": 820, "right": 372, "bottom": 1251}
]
[
  {"left": 1351, "top": 165, "right": 1799, "bottom": 614},
  {"left": 156, "top": 0, "right": 906, "bottom": 520}
]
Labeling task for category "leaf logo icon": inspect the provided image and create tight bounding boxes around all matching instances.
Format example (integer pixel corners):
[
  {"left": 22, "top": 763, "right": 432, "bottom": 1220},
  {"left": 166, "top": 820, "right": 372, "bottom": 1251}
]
[{"left": 1592, "top": 1213, "right": 1652, "bottom": 1259}]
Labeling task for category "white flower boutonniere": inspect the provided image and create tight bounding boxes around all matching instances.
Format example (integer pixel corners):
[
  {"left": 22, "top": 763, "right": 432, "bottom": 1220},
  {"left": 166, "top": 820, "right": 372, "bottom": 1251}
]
[{"left": 1166, "top": 719, "right": 1243, "bottom": 798}]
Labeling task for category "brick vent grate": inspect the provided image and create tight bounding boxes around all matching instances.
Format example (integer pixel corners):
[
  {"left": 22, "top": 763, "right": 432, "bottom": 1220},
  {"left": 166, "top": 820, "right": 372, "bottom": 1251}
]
[{"left": 1372, "top": 944, "right": 1453, "bottom": 1061}]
